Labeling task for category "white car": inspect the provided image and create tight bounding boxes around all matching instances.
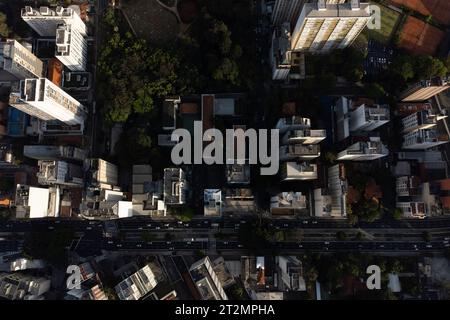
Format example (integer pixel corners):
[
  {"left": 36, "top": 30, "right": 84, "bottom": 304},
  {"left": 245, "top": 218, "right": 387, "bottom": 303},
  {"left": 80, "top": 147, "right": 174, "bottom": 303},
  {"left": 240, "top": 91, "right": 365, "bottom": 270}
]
[{"left": 302, "top": 221, "right": 308, "bottom": 224}]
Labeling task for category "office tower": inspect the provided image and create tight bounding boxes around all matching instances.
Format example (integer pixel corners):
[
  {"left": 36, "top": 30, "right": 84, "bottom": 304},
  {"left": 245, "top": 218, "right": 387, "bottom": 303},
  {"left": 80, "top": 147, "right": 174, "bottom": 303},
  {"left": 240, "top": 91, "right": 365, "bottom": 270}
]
[
  {"left": 55, "top": 23, "right": 88, "bottom": 71},
  {"left": 115, "top": 264, "right": 158, "bottom": 300},
  {"left": 9, "top": 78, "right": 86, "bottom": 126},
  {"left": 23, "top": 145, "right": 86, "bottom": 162},
  {"left": 336, "top": 138, "right": 388, "bottom": 161},
  {"left": 21, "top": 6, "right": 87, "bottom": 37},
  {"left": 272, "top": 0, "right": 305, "bottom": 26},
  {"left": 399, "top": 77, "right": 450, "bottom": 102},
  {"left": 291, "top": 0, "right": 371, "bottom": 53},
  {"left": 0, "top": 40, "right": 43, "bottom": 79}
]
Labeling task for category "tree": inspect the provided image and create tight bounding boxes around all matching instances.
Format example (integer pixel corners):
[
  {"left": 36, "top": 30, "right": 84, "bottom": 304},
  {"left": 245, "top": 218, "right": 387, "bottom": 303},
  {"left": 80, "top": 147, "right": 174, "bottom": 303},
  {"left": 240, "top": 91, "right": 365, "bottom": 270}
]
[
  {"left": 391, "top": 55, "right": 415, "bottom": 81},
  {"left": 0, "top": 13, "right": 10, "bottom": 38},
  {"left": 336, "top": 231, "right": 347, "bottom": 241},
  {"left": 364, "top": 83, "right": 386, "bottom": 100},
  {"left": 423, "top": 231, "right": 432, "bottom": 242},
  {"left": 393, "top": 208, "right": 403, "bottom": 220},
  {"left": 358, "top": 199, "right": 382, "bottom": 222}
]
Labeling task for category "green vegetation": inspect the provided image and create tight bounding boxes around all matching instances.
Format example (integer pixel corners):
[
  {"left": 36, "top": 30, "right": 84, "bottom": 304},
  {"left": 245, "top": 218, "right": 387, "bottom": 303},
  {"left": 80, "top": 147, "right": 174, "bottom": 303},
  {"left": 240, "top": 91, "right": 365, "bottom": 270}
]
[
  {"left": 0, "top": 12, "right": 10, "bottom": 37},
  {"left": 22, "top": 229, "right": 74, "bottom": 266},
  {"left": 170, "top": 206, "right": 195, "bottom": 222},
  {"left": 367, "top": 2, "right": 401, "bottom": 44},
  {"left": 392, "top": 208, "right": 403, "bottom": 220}
]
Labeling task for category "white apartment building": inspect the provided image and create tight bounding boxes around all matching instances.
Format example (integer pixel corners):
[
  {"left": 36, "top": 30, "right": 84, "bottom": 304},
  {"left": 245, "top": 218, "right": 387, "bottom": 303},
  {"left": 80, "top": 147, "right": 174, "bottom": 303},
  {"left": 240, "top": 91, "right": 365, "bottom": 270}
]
[
  {"left": 291, "top": 0, "right": 371, "bottom": 53},
  {"left": 401, "top": 110, "right": 446, "bottom": 133},
  {"left": 337, "top": 139, "right": 388, "bottom": 161},
  {"left": 189, "top": 257, "right": 228, "bottom": 300},
  {"left": 0, "top": 40, "right": 43, "bottom": 79},
  {"left": 280, "top": 161, "right": 318, "bottom": 181},
  {"left": 402, "top": 128, "right": 449, "bottom": 150},
  {"left": 21, "top": 6, "right": 87, "bottom": 37},
  {"left": 349, "top": 104, "right": 390, "bottom": 132},
  {"left": 9, "top": 78, "right": 86, "bottom": 126},
  {"left": 400, "top": 77, "right": 450, "bottom": 102},
  {"left": 272, "top": 0, "right": 305, "bottom": 26},
  {"left": 55, "top": 23, "right": 88, "bottom": 71},
  {"left": 270, "top": 22, "right": 292, "bottom": 80}
]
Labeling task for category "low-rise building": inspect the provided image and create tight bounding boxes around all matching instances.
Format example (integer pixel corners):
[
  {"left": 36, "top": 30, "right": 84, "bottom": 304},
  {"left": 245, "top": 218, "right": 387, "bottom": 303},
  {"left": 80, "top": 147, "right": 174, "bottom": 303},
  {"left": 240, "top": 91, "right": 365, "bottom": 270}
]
[
  {"left": 163, "top": 168, "right": 189, "bottom": 205},
  {"left": 226, "top": 164, "right": 251, "bottom": 184},
  {"left": 270, "top": 192, "right": 307, "bottom": 216},
  {"left": 399, "top": 76, "right": 450, "bottom": 102},
  {"left": 313, "top": 164, "right": 348, "bottom": 218},
  {"left": 222, "top": 188, "right": 256, "bottom": 215},
  {"left": 204, "top": 189, "right": 222, "bottom": 217},
  {"left": 15, "top": 184, "right": 61, "bottom": 218},
  {"left": 0, "top": 272, "right": 50, "bottom": 300},
  {"left": 280, "top": 144, "right": 321, "bottom": 161},
  {"left": 132, "top": 165, "right": 166, "bottom": 216},
  {"left": 115, "top": 264, "right": 158, "bottom": 300},
  {"left": 37, "top": 160, "right": 83, "bottom": 187}
]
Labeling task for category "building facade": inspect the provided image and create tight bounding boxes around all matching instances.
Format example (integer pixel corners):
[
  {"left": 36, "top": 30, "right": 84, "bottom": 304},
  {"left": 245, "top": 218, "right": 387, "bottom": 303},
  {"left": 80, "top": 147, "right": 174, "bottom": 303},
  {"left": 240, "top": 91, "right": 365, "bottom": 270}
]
[
  {"left": 0, "top": 40, "right": 43, "bottom": 79},
  {"left": 55, "top": 23, "right": 88, "bottom": 71},
  {"left": 9, "top": 78, "right": 86, "bottom": 126},
  {"left": 291, "top": 0, "right": 371, "bottom": 53},
  {"left": 21, "top": 6, "right": 86, "bottom": 37}
]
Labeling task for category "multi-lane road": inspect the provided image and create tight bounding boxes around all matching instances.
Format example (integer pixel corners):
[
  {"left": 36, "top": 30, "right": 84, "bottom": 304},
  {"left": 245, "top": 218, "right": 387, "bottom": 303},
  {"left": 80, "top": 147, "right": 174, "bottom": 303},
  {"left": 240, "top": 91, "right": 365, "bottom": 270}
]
[{"left": 2, "top": 216, "right": 450, "bottom": 256}]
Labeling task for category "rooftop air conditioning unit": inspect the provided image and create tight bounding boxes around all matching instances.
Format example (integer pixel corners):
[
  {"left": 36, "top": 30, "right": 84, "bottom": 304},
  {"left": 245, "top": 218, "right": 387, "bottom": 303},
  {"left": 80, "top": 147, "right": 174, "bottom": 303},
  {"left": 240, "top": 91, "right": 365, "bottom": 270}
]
[
  {"left": 39, "top": 7, "right": 51, "bottom": 15},
  {"left": 25, "top": 6, "right": 33, "bottom": 15},
  {"left": 56, "top": 6, "right": 65, "bottom": 16}
]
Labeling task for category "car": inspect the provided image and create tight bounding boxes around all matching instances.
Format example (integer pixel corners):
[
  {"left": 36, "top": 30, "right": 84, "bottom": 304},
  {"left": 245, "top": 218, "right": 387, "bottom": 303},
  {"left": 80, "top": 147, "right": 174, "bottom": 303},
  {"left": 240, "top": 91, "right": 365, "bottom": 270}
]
[
  {"left": 48, "top": 226, "right": 54, "bottom": 230},
  {"left": 426, "top": 244, "right": 433, "bottom": 248},
  {"left": 312, "top": 220, "right": 318, "bottom": 224},
  {"left": 298, "top": 244, "right": 303, "bottom": 248},
  {"left": 138, "top": 227, "right": 143, "bottom": 230},
  {"left": 223, "top": 241, "right": 229, "bottom": 245},
  {"left": 187, "top": 241, "right": 191, "bottom": 245},
  {"left": 184, "top": 223, "right": 190, "bottom": 227},
  {"left": 107, "top": 241, "right": 114, "bottom": 244},
  {"left": 166, "top": 241, "right": 171, "bottom": 244},
  {"left": 177, "top": 221, "right": 183, "bottom": 224},
  {"left": 283, "top": 223, "right": 289, "bottom": 227},
  {"left": 379, "top": 244, "right": 385, "bottom": 248},
  {"left": 164, "top": 224, "right": 170, "bottom": 227},
  {"left": 147, "top": 242, "right": 153, "bottom": 245},
  {"left": 136, "top": 244, "right": 142, "bottom": 248},
  {"left": 155, "top": 227, "right": 161, "bottom": 230},
  {"left": 86, "top": 226, "right": 92, "bottom": 230},
  {"left": 147, "top": 224, "right": 152, "bottom": 227},
  {"left": 302, "top": 220, "right": 308, "bottom": 224},
  {"left": 238, "top": 244, "right": 243, "bottom": 248},
  {"left": 116, "top": 244, "right": 122, "bottom": 248},
  {"left": 324, "top": 241, "right": 330, "bottom": 245},
  {"left": 55, "top": 220, "right": 61, "bottom": 224}
]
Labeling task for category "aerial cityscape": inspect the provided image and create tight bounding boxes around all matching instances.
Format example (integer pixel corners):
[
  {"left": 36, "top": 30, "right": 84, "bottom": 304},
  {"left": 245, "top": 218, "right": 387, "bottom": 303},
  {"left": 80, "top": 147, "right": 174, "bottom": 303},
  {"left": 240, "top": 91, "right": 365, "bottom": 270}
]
[{"left": 1, "top": 0, "right": 450, "bottom": 308}]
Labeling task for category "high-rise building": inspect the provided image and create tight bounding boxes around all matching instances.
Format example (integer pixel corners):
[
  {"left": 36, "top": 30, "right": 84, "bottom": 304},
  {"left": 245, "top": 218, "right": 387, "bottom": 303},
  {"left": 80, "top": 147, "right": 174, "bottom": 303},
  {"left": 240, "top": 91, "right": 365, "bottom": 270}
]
[
  {"left": 189, "top": 257, "right": 228, "bottom": 300},
  {"left": 55, "top": 23, "right": 88, "bottom": 71},
  {"left": 402, "top": 128, "right": 449, "bottom": 150},
  {"left": 163, "top": 168, "right": 189, "bottom": 205},
  {"left": 280, "top": 144, "right": 321, "bottom": 160},
  {"left": 277, "top": 256, "right": 306, "bottom": 291},
  {"left": 401, "top": 110, "right": 446, "bottom": 133},
  {"left": 0, "top": 40, "right": 43, "bottom": 79},
  {"left": 291, "top": 0, "right": 371, "bottom": 53},
  {"left": 349, "top": 104, "right": 390, "bottom": 132},
  {"left": 21, "top": 6, "right": 87, "bottom": 37},
  {"left": 88, "top": 159, "right": 119, "bottom": 190},
  {"left": 399, "top": 77, "right": 450, "bottom": 102},
  {"left": 270, "top": 22, "right": 292, "bottom": 80},
  {"left": 9, "top": 78, "right": 86, "bottom": 126},
  {"left": 336, "top": 139, "right": 389, "bottom": 161},
  {"left": 0, "top": 272, "right": 51, "bottom": 300},
  {"left": 272, "top": 0, "right": 305, "bottom": 26}
]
